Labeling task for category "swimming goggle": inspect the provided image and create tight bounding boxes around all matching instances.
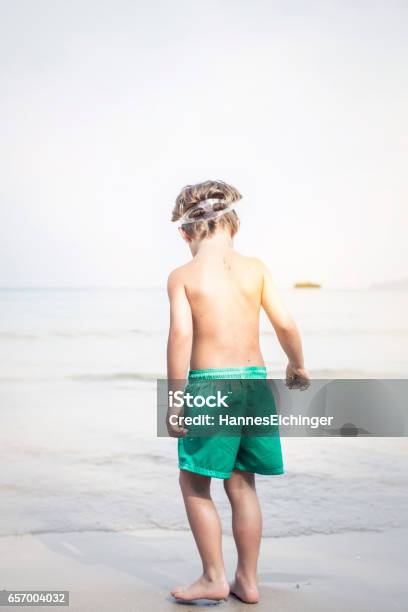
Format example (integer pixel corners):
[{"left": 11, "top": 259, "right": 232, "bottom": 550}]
[{"left": 176, "top": 198, "right": 240, "bottom": 227}]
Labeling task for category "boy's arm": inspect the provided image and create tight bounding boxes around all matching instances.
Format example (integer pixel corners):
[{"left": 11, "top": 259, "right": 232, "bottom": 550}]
[
  {"left": 167, "top": 269, "right": 193, "bottom": 380},
  {"left": 260, "top": 262, "right": 310, "bottom": 388},
  {"left": 166, "top": 270, "right": 193, "bottom": 436}
]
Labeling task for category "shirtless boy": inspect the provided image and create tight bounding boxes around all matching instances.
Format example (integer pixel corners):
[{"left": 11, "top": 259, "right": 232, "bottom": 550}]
[{"left": 167, "top": 180, "right": 309, "bottom": 604}]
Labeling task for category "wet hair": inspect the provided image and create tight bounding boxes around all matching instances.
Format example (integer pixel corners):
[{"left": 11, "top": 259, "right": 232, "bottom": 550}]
[{"left": 171, "top": 180, "right": 242, "bottom": 239}]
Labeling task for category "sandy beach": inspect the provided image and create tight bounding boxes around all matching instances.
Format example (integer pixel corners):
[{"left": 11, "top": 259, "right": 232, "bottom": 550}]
[{"left": 1, "top": 527, "right": 407, "bottom": 611}]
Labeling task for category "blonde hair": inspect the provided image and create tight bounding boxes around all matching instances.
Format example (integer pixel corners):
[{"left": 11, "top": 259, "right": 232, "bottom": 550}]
[{"left": 172, "top": 180, "right": 242, "bottom": 239}]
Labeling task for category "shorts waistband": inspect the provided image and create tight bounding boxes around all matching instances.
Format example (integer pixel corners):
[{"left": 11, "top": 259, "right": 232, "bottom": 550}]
[{"left": 188, "top": 366, "right": 267, "bottom": 380}]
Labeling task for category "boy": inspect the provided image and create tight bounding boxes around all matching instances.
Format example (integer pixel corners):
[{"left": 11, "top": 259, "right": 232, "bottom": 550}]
[{"left": 167, "top": 180, "right": 309, "bottom": 603}]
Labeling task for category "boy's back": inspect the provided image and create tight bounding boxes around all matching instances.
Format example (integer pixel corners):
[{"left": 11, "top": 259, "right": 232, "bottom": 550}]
[{"left": 173, "top": 249, "right": 264, "bottom": 369}]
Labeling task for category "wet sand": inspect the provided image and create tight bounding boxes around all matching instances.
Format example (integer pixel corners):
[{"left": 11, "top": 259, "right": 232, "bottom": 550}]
[{"left": 0, "top": 528, "right": 406, "bottom": 611}]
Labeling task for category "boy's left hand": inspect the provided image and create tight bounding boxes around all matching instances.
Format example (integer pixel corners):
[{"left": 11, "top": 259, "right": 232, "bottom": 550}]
[{"left": 286, "top": 363, "right": 310, "bottom": 390}]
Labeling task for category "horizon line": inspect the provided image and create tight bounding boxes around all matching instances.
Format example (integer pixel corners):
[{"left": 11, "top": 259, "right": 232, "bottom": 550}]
[{"left": 0, "top": 284, "right": 400, "bottom": 291}]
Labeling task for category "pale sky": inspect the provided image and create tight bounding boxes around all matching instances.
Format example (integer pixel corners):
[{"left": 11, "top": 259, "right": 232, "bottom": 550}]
[{"left": 0, "top": 0, "right": 407, "bottom": 289}]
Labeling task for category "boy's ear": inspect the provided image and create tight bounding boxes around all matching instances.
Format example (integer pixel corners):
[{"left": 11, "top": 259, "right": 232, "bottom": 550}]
[{"left": 178, "top": 227, "right": 192, "bottom": 242}]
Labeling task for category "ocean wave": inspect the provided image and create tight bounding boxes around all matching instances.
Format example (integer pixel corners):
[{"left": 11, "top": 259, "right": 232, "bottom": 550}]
[
  {"left": 1, "top": 327, "right": 408, "bottom": 341},
  {"left": 0, "top": 526, "right": 146, "bottom": 539},
  {"left": 0, "top": 368, "right": 402, "bottom": 386},
  {"left": 78, "top": 452, "right": 170, "bottom": 466},
  {"left": 0, "top": 329, "right": 159, "bottom": 340},
  {"left": 85, "top": 367, "right": 398, "bottom": 380},
  {"left": 0, "top": 372, "right": 161, "bottom": 384},
  {"left": 0, "top": 523, "right": 401, "bottom": 541},
  {"left": 261, "top": 328, "right": 408, "bottom": 337},
  {"left": 70, "top": 372, "right": 161, "bottom": 383}
]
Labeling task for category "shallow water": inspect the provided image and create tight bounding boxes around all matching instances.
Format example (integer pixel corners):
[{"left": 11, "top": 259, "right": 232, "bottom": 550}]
[{"left": 0, "top": 288, "right": 407, "bottom": 537}]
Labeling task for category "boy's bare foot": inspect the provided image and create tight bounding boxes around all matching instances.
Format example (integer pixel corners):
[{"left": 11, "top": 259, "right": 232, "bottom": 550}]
[
  {"left": 230, "top": 573, "right": 259, "bottom": 604},
  {"left": 171, "top": 575, "right": 229, "bottom": 602}
]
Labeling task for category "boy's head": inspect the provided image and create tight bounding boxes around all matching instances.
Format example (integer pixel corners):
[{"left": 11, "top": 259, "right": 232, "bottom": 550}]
[{"left": 172, "top": 180, "right": 242, "bottom": 240}]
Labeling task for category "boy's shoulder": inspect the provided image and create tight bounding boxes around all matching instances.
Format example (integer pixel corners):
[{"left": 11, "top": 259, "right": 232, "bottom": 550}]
[
  {"left": 167, "top": 263, "right": 191, "bottom": 289},
  {"left": 243, "top": 255, "right": 267, "bottom": 269},
  {"left": 237, "top": 254, "right": 268, "bottom": 275}
]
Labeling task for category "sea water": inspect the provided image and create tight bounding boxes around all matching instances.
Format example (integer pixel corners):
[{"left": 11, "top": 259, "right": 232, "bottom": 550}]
[{"left": 0, "top": 287, "right": 407, "bottom": 537}]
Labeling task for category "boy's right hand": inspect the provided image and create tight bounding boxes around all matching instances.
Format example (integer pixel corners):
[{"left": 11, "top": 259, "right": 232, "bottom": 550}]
[
  {"left": 286, "top": 363, "right": 310, "bottom": 390},
  {"left": 166, "top": 414, "right": 188, "bottom": 438}
]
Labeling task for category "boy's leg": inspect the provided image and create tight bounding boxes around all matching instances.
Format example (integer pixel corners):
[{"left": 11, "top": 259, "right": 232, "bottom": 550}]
[
  {"left": 224, "top": 470, "right": 261, "bottom": 604},
  {"left": 170, "top": 470, "right": 229, "bottom": 602}
]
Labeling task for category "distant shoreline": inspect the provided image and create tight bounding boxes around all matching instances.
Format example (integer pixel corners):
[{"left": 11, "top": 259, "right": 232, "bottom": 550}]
[
  {"left": 369, "top": 279, "right": 408, "bottom": 290},
  {"left": 0, "top": 285, "right": 407, "bottom": 292}
]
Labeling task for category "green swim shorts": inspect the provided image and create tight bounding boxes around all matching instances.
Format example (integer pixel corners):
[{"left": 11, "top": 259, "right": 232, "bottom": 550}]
[{"left": 178, "top": 366, "right": 284, "bottom": 479}]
